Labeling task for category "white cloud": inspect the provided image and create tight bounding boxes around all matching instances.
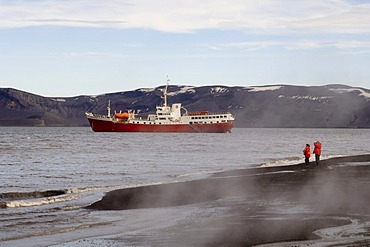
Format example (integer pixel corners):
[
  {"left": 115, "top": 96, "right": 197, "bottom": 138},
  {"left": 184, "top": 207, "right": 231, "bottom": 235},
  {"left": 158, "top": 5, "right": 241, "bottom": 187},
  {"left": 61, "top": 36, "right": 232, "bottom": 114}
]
[
  {"left": 1, "top": 0, "right": 370, "bottom": 34},
  {"left": 215, "top": 39, "right": 370, "bottom": 51}
]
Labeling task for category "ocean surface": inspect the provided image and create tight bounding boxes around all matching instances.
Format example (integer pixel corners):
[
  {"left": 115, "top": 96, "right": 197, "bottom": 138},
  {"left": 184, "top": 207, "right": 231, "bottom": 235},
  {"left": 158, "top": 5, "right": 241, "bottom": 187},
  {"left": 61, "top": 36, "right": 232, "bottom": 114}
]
[{"left": 0, "top": 127, "right": 369, "bottom": 246}]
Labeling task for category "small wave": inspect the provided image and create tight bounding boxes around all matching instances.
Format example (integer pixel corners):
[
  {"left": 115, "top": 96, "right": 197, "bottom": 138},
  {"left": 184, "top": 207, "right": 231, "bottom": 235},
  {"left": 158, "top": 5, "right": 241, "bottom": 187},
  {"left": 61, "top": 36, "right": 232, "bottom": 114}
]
[
  {"left": 0, "top": 187, "right": 105, "bottom": 209},
  {"left": 259, "top": 154, "right": 350, "bottom": 168},
  {"left": 170, "top": 171, "right": 218, "bottom": 178},
  {"left": 321, "top": 154, "right": 346, "bottom": 160},
  {"left": 259, "top": 157, "right": 303, "bottom": 168},
  {"left": 66, "top": 187, "right": 94, "bottom": 194},
  {"left": 3, "top": 194, "right": 80, "bottom": 209},
  {"left": 0, "top": 188, "right": 86, "bottom": 209},
  {"left": 0, "top": 190, "right": 67, "bottom": 201}
]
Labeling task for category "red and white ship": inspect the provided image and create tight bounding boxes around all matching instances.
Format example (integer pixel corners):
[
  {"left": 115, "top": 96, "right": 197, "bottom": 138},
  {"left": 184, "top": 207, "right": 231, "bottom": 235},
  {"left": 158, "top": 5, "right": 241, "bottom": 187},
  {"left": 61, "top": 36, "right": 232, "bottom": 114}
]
[{"left": 86, "top": 80, "right": 235, "bottom": 133}]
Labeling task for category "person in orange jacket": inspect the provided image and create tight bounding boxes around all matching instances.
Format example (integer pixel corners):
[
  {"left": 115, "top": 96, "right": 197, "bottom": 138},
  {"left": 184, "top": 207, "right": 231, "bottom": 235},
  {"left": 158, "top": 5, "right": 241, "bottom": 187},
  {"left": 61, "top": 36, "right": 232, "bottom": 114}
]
[
  {"left": 313, "top": 141, "right": 322, "bottom": 166},
  {"left": 303, "top": 144, "right": 310, "bottom": 167}
]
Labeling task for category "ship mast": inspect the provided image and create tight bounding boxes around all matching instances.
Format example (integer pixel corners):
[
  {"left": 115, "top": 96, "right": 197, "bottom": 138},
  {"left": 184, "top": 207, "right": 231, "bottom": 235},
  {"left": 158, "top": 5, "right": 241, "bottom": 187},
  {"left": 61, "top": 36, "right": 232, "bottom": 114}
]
[
  {"left": 164, "top": 76, "right": 169, "bottom": 108},
  {"left": 107, "top": 100, "right": 111, "bottom": 117}
]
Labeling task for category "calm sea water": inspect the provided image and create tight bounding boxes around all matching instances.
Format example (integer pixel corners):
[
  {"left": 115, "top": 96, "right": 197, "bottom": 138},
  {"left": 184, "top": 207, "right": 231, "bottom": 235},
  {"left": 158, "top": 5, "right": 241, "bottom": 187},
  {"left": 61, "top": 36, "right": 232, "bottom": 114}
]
[{"left": 0, "top": 127, "right": 369, "bottom": 246}]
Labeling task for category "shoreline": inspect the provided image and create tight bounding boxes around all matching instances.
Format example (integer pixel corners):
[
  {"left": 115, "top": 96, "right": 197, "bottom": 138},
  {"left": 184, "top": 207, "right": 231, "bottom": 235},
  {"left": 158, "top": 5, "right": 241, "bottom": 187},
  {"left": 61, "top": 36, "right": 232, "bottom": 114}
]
[{"left": 81, "top": 154, "right": 370, "bottom": 246}]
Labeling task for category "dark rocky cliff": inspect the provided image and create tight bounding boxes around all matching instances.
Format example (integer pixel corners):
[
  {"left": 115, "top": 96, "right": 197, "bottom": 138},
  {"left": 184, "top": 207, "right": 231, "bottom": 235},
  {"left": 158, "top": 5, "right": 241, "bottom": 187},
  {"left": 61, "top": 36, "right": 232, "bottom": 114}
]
[{"left": 0, "top": 85, "right": 369, "bottom": 128}]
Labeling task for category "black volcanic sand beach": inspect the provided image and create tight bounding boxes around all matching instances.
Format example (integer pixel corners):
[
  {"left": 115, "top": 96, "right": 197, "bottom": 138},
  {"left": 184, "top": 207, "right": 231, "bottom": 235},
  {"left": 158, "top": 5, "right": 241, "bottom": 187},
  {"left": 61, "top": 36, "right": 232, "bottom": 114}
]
[{"left": 85, "top": 154, "right": 370, "bottom": 246}]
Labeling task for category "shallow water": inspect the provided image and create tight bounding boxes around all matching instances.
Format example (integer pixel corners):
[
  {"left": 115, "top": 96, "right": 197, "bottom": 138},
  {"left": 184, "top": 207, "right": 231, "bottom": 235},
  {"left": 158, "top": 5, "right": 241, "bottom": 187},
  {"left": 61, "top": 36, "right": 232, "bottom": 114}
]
[{"left": 0, "top": 127, "right": 369, "bottom": 246}]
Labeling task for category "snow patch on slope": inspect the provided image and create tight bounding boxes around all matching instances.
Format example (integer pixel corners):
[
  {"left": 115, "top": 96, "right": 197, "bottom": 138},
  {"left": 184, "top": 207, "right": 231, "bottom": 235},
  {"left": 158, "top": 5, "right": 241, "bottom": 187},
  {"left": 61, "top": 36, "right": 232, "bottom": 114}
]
[
  {"left": 329, "top": 88, "right": 370, "bottom": 99},
  {"left": 167, "top": 86, "right": 196, "bottom": 96},
  {"left": 52, "top": 98, "right": 66, "bottom": 102},
  {"left": 249, "top": 86, "right": 282, "bottom": 92},
  {"left": 278, "top": 95, "right": 334, "bottom": 101},
  {"left": 138, "top": 88, "right": 155, "bottom": 93},
  {"left": 210, "top": 87, "right": 229, "bottom": 94}
]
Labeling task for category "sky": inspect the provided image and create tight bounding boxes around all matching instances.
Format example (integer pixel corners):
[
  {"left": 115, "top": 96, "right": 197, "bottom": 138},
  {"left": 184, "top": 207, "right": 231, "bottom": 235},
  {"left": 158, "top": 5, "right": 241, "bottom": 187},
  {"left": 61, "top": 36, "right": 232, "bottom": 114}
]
[{"left": 1, "top": 0, "right": 370, "bottom": 97}]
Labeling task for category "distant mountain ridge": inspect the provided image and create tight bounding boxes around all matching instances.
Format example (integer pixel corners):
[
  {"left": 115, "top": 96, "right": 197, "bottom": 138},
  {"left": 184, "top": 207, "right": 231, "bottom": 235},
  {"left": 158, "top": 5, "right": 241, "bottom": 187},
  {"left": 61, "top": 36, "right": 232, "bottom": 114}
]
[{"left": 1, "top": 84, "right": 369, "bottom": 128}]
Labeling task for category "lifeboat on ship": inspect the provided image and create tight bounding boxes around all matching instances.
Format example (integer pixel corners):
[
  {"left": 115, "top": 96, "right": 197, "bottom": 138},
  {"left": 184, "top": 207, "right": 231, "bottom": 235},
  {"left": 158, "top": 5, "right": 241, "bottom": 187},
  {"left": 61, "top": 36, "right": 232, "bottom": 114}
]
[{"left": 114, "top": 112, "right": 129, "bottom": 119}]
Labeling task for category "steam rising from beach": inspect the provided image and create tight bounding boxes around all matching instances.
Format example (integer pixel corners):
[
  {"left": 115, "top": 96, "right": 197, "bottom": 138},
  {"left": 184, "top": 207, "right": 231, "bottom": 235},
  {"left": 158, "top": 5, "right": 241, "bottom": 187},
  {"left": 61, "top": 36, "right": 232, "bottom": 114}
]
[{"left": 86, "top": 155, "right": 370, "bottom": 246}]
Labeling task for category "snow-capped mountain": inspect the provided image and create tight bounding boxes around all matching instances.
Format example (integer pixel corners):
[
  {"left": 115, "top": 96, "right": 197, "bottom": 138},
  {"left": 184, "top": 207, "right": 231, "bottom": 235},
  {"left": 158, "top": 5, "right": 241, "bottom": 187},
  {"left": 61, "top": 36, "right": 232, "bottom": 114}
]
[{"left": 1, "top": 84, "right": 369, "bottom": 128}]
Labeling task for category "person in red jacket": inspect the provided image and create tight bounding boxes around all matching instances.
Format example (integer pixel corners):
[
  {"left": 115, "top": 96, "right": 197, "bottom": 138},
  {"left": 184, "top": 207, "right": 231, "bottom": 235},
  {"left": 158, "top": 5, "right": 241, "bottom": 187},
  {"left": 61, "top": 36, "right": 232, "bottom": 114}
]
[
  {"left": 313, "top": 141, "right": 322, "bottom": 166},
  {"left": 303, "top": 144, "right": 311, "bottom": 167}
]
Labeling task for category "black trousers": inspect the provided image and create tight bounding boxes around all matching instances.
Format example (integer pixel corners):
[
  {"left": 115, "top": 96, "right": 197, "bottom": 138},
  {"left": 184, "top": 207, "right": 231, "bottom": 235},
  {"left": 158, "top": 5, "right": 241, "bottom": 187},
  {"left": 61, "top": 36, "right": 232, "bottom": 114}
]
[
  {"left": 305, "top": 157, "right": 309, "bottom": 166},
  {"left": 315, "top": 154, "right": 320, "bottom": 166}
]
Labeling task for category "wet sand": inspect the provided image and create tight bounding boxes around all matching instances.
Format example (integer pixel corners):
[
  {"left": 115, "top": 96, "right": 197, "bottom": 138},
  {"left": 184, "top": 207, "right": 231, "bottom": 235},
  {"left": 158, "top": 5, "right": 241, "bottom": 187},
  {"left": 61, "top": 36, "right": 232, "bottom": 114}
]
[{"left": 85, "top": 154, "right": 370, "bottom": 246}]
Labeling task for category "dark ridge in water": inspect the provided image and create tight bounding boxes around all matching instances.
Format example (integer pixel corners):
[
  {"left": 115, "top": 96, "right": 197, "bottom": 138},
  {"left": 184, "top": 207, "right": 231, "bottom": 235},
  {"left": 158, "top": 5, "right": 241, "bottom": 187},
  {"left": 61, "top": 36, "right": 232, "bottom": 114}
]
[{"left": 0, "top": 190, "right": 67, "bottom": 205}]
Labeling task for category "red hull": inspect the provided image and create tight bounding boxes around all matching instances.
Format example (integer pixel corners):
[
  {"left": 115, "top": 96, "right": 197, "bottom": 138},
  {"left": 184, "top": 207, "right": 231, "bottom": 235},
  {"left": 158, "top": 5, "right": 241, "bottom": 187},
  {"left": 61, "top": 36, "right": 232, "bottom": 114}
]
[{"left": 88, "top": 118, "right": 233, "bottom": 133}]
